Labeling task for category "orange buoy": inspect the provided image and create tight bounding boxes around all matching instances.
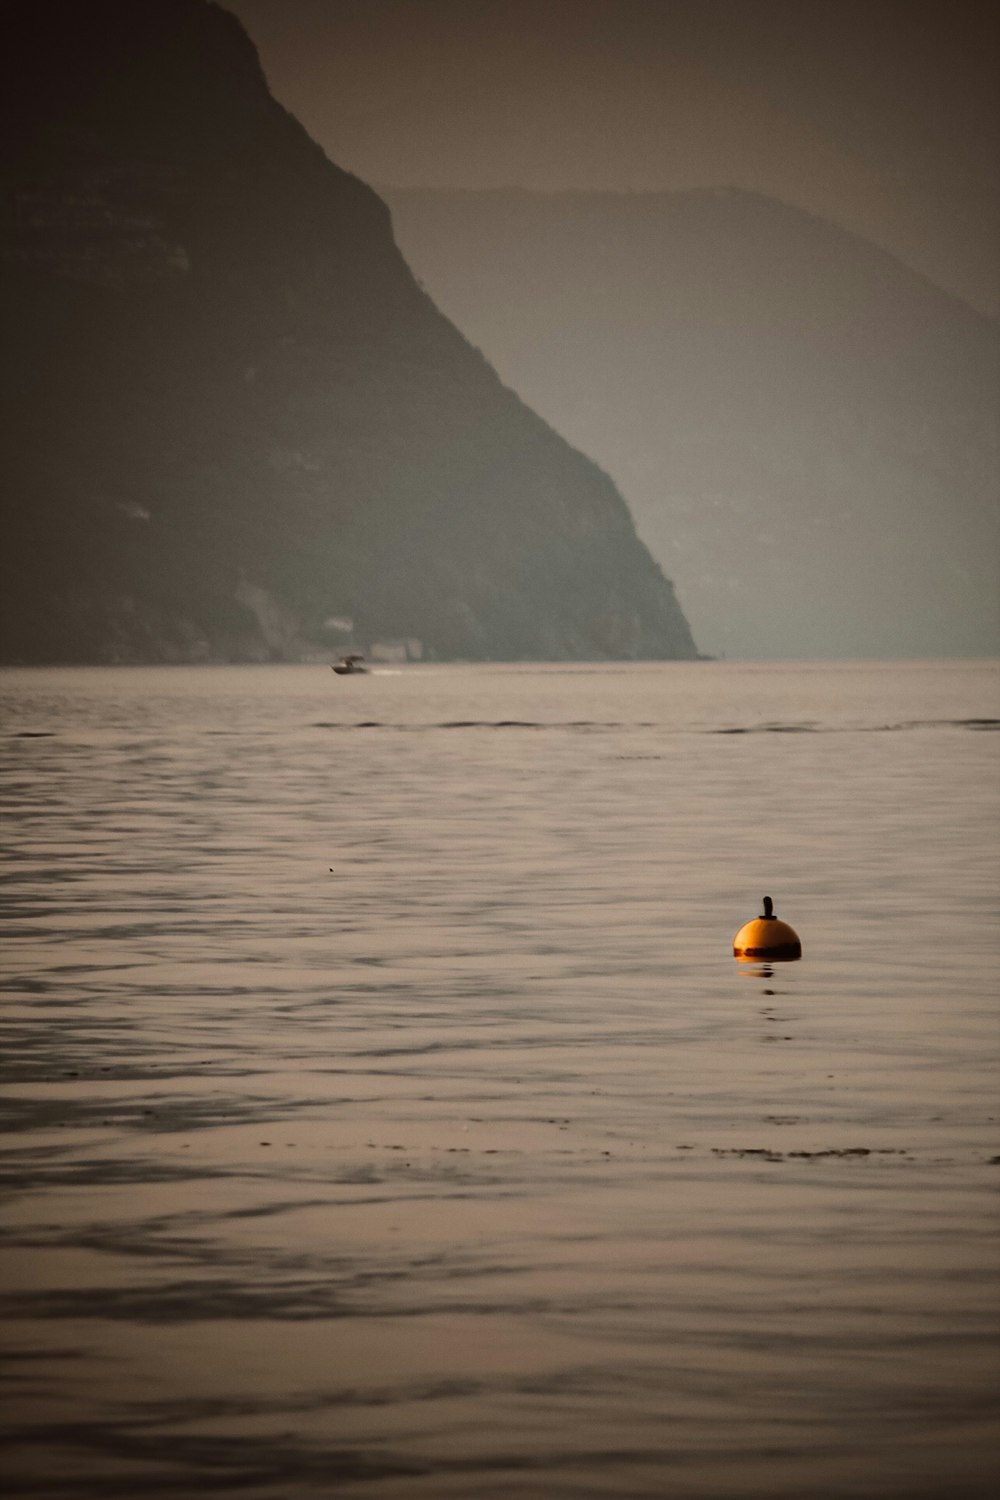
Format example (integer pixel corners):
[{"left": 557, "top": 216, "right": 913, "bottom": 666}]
[{"left": 733, "top": 896, "right": 801, "bottom": 961}]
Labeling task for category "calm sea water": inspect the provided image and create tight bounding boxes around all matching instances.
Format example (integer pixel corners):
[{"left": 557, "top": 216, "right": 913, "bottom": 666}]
[{"left": 2, "top": 660, "right": 999, "bottom": 1499}]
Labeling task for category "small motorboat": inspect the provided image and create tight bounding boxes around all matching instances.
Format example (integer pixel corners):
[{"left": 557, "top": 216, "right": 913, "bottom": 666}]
[{"left": 331, "top": 654, "right": 367, "bottom": 675}]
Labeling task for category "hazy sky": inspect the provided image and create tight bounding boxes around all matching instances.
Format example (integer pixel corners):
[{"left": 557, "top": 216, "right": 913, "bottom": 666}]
[{"left": 225, "top": 0, "right": 999, "bottom": 316}]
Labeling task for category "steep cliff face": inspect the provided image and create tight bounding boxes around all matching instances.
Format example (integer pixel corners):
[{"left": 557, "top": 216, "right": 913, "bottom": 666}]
[{"left": 0, "top": 0, "right": 697, "bottom": 663}]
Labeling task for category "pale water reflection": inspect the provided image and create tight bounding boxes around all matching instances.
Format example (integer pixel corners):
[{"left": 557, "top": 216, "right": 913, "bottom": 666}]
[{"left": 1, "top": 662, "right": 999, "bottom": 1498}]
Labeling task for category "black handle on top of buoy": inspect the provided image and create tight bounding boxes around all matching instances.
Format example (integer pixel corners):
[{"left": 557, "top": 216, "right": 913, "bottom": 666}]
[{"left": 761, "top": 896, "right": 774, "bottom": 919}]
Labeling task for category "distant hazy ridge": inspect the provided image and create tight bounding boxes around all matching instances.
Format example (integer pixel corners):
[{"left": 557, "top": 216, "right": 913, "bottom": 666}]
[
  {"left": 387, "top": 187, "right": 1000, "bottom": 659},
  {"left": 0, "top": 0, "right": 696, "bottom": 664}
]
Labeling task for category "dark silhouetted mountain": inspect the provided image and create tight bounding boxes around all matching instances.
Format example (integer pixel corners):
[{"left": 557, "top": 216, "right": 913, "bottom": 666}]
[
  {"left": 0, "top": 2, "right": 695, "bottom": 664},
  {"left": 386, "top": 187, "right": 1000, "bottom": 659}
]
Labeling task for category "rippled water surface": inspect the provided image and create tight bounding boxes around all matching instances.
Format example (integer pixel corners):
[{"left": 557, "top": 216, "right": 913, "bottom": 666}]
[{"left": 2, "top": 660, "right": 999, "bottom": 1499}]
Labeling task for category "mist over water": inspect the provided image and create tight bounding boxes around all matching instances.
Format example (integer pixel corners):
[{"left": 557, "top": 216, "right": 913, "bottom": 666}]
[{"left": 2, "top": 661, "right": 999, "bottom": 1499}]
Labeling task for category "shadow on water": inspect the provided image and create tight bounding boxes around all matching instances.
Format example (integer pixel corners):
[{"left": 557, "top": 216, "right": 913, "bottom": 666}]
[
  {"left": 305, "top": 717, "right": 1000, "bottom": 735},
  {"left": 8, "top": 1387, "right": 998, "bottom": 1500},
  {"left": 0, "top": 1089, "right": 313, "bottom": 1138},
  {"left": 4, "top": 1418, "right": 429, "bottom": 1497}
]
